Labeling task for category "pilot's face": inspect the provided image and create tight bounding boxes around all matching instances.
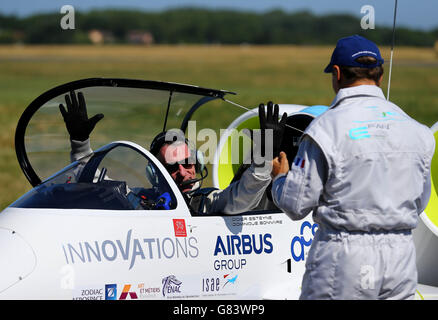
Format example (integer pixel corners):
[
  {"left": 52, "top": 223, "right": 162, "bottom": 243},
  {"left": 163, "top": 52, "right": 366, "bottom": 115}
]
[{"left": 158, "top": 142, "right": 196, "bottom": 193}]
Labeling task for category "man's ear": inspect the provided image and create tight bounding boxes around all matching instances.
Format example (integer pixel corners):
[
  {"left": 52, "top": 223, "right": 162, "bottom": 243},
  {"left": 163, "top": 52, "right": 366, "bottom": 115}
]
[
  {"left": 333, "top": 65, "right": 341, "bottom": 81},
  {"left": 331, "top": 65, "right": 341, "bottom": 93},
  {"left": 377, "top": 73, "right": 384, "bottom": 87}
]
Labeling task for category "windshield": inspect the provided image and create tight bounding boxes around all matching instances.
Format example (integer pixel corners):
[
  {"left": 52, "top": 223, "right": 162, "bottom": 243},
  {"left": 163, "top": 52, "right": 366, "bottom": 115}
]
[
  {"left": 17, "top": 79, "right": 238, "bottom": 186},
  {"left": 11, "top": 142, "right": 177, "bottom": 210}
]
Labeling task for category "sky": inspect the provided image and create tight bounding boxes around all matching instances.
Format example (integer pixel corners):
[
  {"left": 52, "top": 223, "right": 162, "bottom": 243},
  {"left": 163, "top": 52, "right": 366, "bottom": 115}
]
[{"left": 1, "top": 0, "right": 437, "bottom": 30}]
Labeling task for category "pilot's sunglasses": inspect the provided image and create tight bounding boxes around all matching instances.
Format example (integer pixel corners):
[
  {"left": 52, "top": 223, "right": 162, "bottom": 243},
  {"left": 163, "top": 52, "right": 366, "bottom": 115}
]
[{"left": 164, "top": 161, "right": 195, "bottom": 173}]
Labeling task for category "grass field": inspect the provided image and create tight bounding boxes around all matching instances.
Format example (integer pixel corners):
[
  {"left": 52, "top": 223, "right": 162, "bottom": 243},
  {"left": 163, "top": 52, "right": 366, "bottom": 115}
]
[{"left": 0, "top": 44, "right": 437, "bottom": 210}]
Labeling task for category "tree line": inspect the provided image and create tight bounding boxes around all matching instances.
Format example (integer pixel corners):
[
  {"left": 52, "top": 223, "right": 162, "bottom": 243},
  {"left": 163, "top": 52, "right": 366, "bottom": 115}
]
[{"left": 0, "top": 8, "right": 437, "bottom": 46}]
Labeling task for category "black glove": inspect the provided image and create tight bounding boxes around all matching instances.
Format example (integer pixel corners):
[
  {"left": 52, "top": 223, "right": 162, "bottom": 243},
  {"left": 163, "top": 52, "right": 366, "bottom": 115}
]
[
  {"left": 258, "top": 101, "right": 287, "bottom": 159},
  {"left": 59, "top": 91, "right": 104, "bottom": 141}
]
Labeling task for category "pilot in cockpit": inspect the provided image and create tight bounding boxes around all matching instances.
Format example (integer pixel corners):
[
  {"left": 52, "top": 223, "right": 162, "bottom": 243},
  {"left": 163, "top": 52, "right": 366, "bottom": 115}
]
[{"left": 59, "top": 91, "right": 285, "bottom": 215}]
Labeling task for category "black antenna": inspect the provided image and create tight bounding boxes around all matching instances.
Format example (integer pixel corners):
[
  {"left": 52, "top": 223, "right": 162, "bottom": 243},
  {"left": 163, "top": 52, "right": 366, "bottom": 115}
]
[
  {"left": 163, "top": 90, "right": 173, "bottom": 132},
  {"left": 387, "top": 0, "right": 398, "bottom": 100}
]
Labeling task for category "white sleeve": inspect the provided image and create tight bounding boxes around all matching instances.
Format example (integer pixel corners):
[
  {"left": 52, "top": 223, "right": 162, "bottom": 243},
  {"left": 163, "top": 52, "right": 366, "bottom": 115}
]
[
  {"left": 271, "top": 135, "right": 328, "bottom": 220},
  {"left": 418, "top": 136, "right": 436, "bottom": 213},
  {"left": 205, "top": 161, "right": 272, "bottom": 214},
  {"left": 419, "top": 173, "right": 432, "bottom": 214},
  {"left": 70, "top": 138, "right": 93, "bottom": 162}
]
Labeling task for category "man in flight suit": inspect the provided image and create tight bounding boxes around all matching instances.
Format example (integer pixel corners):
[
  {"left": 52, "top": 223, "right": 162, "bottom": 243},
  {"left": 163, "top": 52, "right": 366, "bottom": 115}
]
[
  {"left": 59, "top": 91, "right": 285, "bottom": 215},
  {"left": 271, "top": 35, "right": 435, "bottom": 299}
]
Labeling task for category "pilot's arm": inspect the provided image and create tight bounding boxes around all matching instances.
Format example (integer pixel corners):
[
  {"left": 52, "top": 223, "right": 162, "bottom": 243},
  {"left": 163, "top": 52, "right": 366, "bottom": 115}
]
[
  {"left": 271, "top": 135, "right": 328, "bottom": 220},
  {"left": 200, "top": 160, "right": 272, "bottom": 214},
  {"left": 59, "top": 90, "right": 103, "bottom": 163},
  {"left": 70, "top": 138, "right": 93, "bottom": 162}
]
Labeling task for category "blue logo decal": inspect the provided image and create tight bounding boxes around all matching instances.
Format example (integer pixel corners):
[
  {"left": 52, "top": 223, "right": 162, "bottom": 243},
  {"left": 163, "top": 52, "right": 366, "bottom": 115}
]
[
  {"left": 291, "top": 221, "right": 318, "bottom": 262},
  {"left": 105, "top": 284, "right": 117, "bottom": 300},
  {"left": 223, "top": 274, "right": 238, "bottom": 287},
  {"left": 213, "top": 234, "right": 273, "bottom": 256},
  {"left": 349, "top": 126, "right": 370, "bottom": 140}
]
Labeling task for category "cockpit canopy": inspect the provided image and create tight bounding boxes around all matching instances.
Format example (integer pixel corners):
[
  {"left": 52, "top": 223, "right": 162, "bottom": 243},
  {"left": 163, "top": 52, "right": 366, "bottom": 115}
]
[{"left": 15, "top": 78, "right": 238, "bottom": 188}]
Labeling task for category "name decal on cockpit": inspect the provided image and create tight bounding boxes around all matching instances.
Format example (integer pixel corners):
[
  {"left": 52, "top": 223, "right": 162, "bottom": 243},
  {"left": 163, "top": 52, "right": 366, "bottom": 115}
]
[{"left": 62, "top": 229, "right": 199, "bottom": 270}]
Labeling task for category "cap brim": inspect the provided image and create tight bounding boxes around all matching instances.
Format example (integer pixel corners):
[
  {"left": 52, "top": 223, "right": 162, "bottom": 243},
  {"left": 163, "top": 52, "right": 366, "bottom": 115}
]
[{"left": 324, "top": 63, "right": 333, "bottom": 73}]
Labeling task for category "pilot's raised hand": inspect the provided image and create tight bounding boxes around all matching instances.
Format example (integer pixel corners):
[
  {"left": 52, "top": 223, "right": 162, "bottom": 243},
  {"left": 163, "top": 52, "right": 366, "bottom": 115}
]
[
  {"left": 258, "top": 101, "right": 287, "bottom": 159},
  {"left": 59, "top": 91, "right": 104, "bottom": 141}
]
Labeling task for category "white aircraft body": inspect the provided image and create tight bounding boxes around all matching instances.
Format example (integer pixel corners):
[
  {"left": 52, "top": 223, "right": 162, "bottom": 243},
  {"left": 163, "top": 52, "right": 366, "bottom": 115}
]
[{"left": 0, "top": 78, "right": 437, "bottom": 300}]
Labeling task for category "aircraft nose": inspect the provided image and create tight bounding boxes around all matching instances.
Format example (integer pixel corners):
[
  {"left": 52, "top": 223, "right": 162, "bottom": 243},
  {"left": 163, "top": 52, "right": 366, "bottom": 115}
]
[{"left": 0, "top": 228, "right": 36, "bottom": 293}]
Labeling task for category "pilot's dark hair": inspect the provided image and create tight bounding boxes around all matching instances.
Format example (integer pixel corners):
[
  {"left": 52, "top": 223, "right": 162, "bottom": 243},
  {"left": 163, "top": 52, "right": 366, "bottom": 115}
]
[{"left": 150, "top": 130, "right": 187, "bottom": 157}]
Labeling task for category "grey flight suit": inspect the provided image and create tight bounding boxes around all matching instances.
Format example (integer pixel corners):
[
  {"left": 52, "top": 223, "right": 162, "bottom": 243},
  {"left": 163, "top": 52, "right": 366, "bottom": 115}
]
[
  {"left": 189, "top": 161, "right": 272, "bottom": 214},
  {"left": 272, "top": 85, "right": 435, "bottom": 299}
]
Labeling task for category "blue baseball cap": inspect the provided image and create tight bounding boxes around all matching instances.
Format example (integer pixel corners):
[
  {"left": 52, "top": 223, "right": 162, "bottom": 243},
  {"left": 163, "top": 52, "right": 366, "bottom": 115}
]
[{"left": 324, "top": 35, "right": 384, "bottom": 73}]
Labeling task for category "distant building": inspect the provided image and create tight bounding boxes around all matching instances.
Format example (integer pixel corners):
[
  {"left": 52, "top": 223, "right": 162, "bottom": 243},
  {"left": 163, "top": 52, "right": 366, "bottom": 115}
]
[
  {"left": 126, "top": 30, "right": 154, "bottom": 45},
  {"left": 88, "top": 29, "right": 115, "bottom": 44},
  {"left": 0, "top": 30, "right": 25, "bottom": 44}
]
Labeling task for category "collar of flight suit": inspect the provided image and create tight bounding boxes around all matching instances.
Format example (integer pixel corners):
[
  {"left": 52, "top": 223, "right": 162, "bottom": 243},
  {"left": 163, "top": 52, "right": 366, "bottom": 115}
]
[{"left": 329, "top": 85, "right": 386, "bottom": 109}]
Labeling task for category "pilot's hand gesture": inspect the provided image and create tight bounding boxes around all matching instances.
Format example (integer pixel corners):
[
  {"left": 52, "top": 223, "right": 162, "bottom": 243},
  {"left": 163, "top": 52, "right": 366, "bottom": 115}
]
[
  {"left": 258, "top": 101, "right": 287, "bottom": 159},
  {"left": 59, "top": 91, "right": 104, "bottom": 142}
]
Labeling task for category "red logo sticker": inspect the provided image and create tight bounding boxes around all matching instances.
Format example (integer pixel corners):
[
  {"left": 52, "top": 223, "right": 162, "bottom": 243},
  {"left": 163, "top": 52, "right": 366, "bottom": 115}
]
[
  {"left": 119, "top": 284, "right": 138, "bottom": 300},
  {"left": 173, "top": 219, "right": 187, "bottom": 237}
]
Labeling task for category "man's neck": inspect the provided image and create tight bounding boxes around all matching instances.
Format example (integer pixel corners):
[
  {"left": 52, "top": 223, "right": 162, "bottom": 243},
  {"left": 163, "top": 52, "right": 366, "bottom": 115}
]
[{"left": 342, "top": 78, "right": 378, "bottom": 89}]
